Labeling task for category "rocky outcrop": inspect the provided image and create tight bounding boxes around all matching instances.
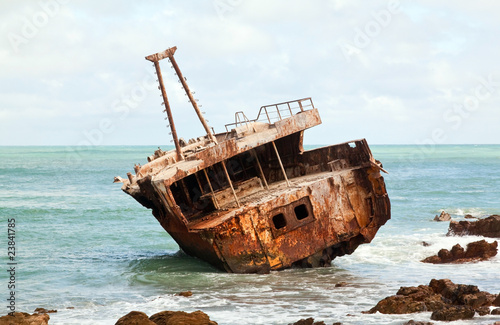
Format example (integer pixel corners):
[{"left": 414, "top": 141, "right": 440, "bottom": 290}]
[
  {"left": 434, "top": 211, "right": 451, "bottom": 222},
  {"left": 287, "top": 318, "right": 327, "bottom": 325},
  {"left": 150, "top": 311, "right": 217, "bottom": 325},
  {"left": 448, "top": 215, "right": 500, "bottom": 237},
  {"left": 367, "top": 279, "right": 499, "bottom": 321},
  {"left": 403, "top": 321, "right": 433, "bottom": 325},
  {"left": 115, "top": 311, "right": 156, "bottom": 325},
  {"left": 0, "top": 312, "right": 50, "bottom": 325},
  {"left": 33, "top": 308, "right": 56, "bottom": 314},
  {"left": 115, "top": 310, "right": 217, "bottom": 325},
  {"left": 494, "top": 293, "right": 500, "bottom": 306},
  {"left": 422, "top": 240, "right": 498, "bottom": 263},
  {"left": 430, "top": 306, "right": 475, "bottom": 321}
]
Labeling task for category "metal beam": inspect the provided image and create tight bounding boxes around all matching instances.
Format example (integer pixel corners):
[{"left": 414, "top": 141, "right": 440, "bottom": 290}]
[
  {"left": 251, "top": 149, "right": 269, "bottom": 190},
  {"left": 151, "top": 60, "right": 183, "bottom": 161},
  {"left": 272, "top": 141, "right": 290, "bottom": 187},
  {"left": 221, "top": 160, "right": 240, "bottom": 207},
  {"left": 203, "top": 169, "right": 220, "bottom": 209}
]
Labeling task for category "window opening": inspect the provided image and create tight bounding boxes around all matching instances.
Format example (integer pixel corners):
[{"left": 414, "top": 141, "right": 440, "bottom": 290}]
[
  {"left": 272, "top": 213, "right": 287, "bottom": 229},
  {"left": 294, "top": 204, "right": 309, "bottom": 220}
]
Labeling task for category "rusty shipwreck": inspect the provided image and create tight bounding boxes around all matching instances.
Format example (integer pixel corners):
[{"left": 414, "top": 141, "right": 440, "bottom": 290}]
[{"left": 116, "top": 46, "right": 391, "bottom": 273}]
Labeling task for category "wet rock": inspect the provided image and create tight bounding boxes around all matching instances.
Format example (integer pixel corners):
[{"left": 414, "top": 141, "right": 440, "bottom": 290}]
[
  {"left": 335, "top": 282, "right": 348, "bottom": 287},
  {"left": 430, "top": 306, "right": 475, "bottom": 321},
  {"left": 0, "top": 312, "right": 50, "bottom": 325},
  {"left": 421, "top": 240, "right": 498, "bottom": 263},
  {"left": 448, "top": 215, "right": 500, "bottom": 237},
  {"left": 437, "top": 247, "right": 453, "bottom": 261},
  {"left": 421, "top": 241, "right": 431, "bottom": 247},
  {"left": 450, "top": 243, "right": 465, "bottom": 259},
  {"left": 465, "top": 214, "right": 477, "bottom": 219},
  {"left": 492, "top": 308, "right": 500, "bottom": 315},
  {"left": 33, "top": 308, "right": 56, "bottom": 314},
  {"left": 494, "top": 294, "right": 500, "bottom": 306},
  {"left": 367, "top": 285, "right": 443, "bottom": 314},
  {"left": 175, "top": 291, "right": 193, "bottom": 297},
  {"left": 368, "top": 278, "right": 496, "bottom": 320},
  {"left": 287, "top": 318, "right": 326, "bottom": 325},
  {"left": 434, "top": 211, "right": 451, "bottom": 222},
  {"left": 115, "top": 311, "right": 156, "bottom": 325},
  {"left": 149, "top": 310, "right": 217, "bottom": 325},
  {"left": 476, "top": 306, "right": 491, "bottom": 316},
  {"left": 403, "top": 321, "right": 434, "bottom": 325},
  {"left": 465, "top": 240, "right": 498, "bottom": 259}
]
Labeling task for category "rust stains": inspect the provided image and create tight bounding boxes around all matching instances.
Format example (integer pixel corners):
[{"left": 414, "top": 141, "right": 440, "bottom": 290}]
[{"left": 116, "top": 46, "right": 391, "bottom": 273}]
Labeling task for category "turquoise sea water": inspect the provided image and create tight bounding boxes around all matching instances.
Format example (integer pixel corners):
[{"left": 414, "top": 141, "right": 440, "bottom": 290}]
[{"left": 0, "top": 145, "right": 499, "bottom": 324}]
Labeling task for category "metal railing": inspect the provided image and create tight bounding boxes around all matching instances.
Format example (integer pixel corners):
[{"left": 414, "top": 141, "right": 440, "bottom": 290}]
[{"left": 224, "top": 97, "right": 314, "bottom": 133}]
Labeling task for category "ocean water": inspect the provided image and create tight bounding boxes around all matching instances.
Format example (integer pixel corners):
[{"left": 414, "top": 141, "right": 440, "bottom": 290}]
[{"left": 0, "top": 144, "right": 499, "bottom": 325}]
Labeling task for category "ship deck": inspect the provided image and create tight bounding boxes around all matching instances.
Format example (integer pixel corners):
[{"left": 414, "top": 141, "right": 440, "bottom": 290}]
[{"left": 188, "top": 165, "right": 367, "bottom": 231}]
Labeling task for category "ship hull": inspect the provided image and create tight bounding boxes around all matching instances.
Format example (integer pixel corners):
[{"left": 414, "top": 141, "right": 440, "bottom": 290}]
[{"left": 127, "top": 139, "right": 390, "bottom": 273}]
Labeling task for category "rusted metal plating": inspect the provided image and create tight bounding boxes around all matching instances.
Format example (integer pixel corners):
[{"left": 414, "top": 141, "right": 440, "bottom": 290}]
[{"left": 117, "top": 46, "right": 391, "bottom": 273}]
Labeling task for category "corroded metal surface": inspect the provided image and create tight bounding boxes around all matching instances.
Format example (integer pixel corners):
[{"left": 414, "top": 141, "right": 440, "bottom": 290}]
[{"left": 116, "top": 47, "right": 391, "bottom": 273}]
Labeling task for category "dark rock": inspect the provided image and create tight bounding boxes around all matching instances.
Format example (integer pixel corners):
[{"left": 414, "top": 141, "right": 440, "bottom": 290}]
[
  {"left": 464, "top": 214, "right": 476, "bottom": 219},
  {"left": 368, "top": 278, "right": 496, "bottom": 318},
  {"left": 437, "top": 248, "right": 453, "bottom": 262},
  {"left": 450, "top": 244, "right": 465, "bottom": 259},
  {"left": 368, "top": 285, "right": 443, "bottom": 314},
  {"left": 335, "top": 282, "right": 348, "bottom": 287},
  {"left": 421, "top": 255, "right": 441, "bottom": 264},
  {"left": 0, "top": 312, "right": 50, "bottom": 325},
  {"left": 461, "top": 292, "right": 488, "bottom": 308},
  {"left": 421, "top": 240, "right": 497, "bottom": 264},
  {"left": 288, "top": 318, "right": 314, "bottom": 325},
  {"left": 429, "top": 279, "right": 480, "bottom": 304},
  {"left": 476, "top": 306, "right": 490, "bottom": 316},
  {"left": 430, "top": 306, "right": 475, "bottom": 321},
  {"left": 149, "top": 310, "right": 217, "bottom": 325},
  {"left": 287, "top": 318, "right": 327, "bottom": 325},
  {"left": 403, "top": 321, "right": 434, "bottom": 325},
  {"left": 33, "top": 308, "right": 56, "bottom": 314},
  {"left": 492, "top": 308, "right": 500, "bottom": 315},
  {"left": 421, "top": 241, "right": 431, "bottom": 247},
  {"left": 448, "top": 215, "right": 500, "bottom": 237},
  {"left": 175, "top": 291, "right": 193, "bottom": 297},
  {"left": 287, "top": 318, "right": 329, "bottom": 325},
  {"left": 464, "top": 240, "right": 498, "bottom": 259},
  {"left": 494, "top": 294, "right": 500, "bottom": 306},
  {"left": 434, "top": 211, "right": 451, "bottom": 222},
  {"left": 115, "top": 311, "right": 156, "bottom": 325}
]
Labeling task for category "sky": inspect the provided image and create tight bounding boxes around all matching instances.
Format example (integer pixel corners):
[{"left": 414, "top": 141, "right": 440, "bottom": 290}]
[{"left": 1, "top": 1, "right": 500, "bottom": 146}]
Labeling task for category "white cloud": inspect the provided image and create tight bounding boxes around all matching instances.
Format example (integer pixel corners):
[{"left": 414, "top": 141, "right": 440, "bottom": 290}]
[{"left": 1, "top": 1, "right": 499, "bottom": 145}]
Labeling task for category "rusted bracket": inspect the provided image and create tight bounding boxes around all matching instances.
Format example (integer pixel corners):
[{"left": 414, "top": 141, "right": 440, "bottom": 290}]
[
  {"left": 145, "top": 46, "right": 178, "bottom": 62},
  {"left": 370, "top": 160, "right": 389, "bottom": 174}
]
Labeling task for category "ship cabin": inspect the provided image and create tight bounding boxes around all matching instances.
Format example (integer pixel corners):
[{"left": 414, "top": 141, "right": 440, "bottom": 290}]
[{"left": 134, "top": 97, "right": 381, "bottom": 234}]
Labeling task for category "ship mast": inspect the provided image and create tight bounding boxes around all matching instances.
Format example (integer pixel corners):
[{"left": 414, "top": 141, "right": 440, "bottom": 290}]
[{"left": 145, "top": 46, "right": 218, "bottom": 161}]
